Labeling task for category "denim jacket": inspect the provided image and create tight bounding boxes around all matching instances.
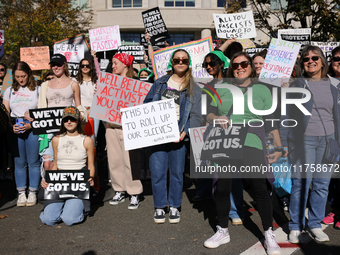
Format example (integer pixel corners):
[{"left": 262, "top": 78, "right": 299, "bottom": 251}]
[
  {"left": 280, "top": 76, "right": 340, "bottom": 147},
  {"left": 143, "top": 75, "right": 202, "bottom": 135}
]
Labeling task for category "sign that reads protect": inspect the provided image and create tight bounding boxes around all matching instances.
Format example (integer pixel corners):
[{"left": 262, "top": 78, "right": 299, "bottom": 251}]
[
  {"left": 142, "top": 7, "right": 170, "bottom": 44},
  {"left": 29, "top": 107, "right": 64, "bottom": 135},
  {"left": 89, "top": 25, "right": 121, "bottom": 52},
  {"left": 278, "top": 28, "right": 311, "bottom": 47},
  {"left": 20, "top": 46, "right": 50, "bottom": 70},
  {"left": 117, "top": 45, "right": 145, "bottom": 64},
  {"left": 44, "top": 170, "right": 90, "bottom": 200}
]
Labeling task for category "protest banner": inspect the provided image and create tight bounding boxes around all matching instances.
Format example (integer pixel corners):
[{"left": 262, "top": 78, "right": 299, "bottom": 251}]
[
  {"left": 89, "top": 25, "right": 121, "bottom": 52},
  {"left": 20, "top": 46, "right": 50, "bottom": 70},
  {"left": 311, "top": 41, "right": 340, "bottom": 55},
  {"left": 200, "top": 124, "right": 248, "bottom": 161},
  {"left": 0, "top": 29, "right": 4, "bottom": 58},
  {"left": 44, "top": 170, "right": 90, "bottom": 200},
  {"left": 189, "top": 126, "right": 207, "bottom": 166},
  {"left": 278, "top": 28, "right": 311, "bottom": 47},
  {"left": 117, "top": 45, "right": 145, "bottom": 64},
  {"left": 152, "top": 37, "right": 214, "bottom": 79},
  {"left": 100, "top": 59, "right": 110, "bottom": 71},
  {"left": 0, "top": 69, "right": 12, "bottom": 95},
  {"left": 259, "top": 38, "right": 301, "bottom": 87},
  {"left": 54, "top": 44, "right": 84, "bottom": 63},
  {"left": 29, "top": 107, "right": 64, "bottom": 135},
  {"left": 142, "top": 7, "right": 170, "bottom": 44},
  {"left": 213, "top": 11, "right": 257, "bottom": 39},
  {"left": 121, "top": 99, "right": 180, "bottom": 151},
  {"left": 245, "top": 46, "right": 268, "bottom": 57},
  {"left": 89, "top": 72, "right": 152, "bottom": 125}
]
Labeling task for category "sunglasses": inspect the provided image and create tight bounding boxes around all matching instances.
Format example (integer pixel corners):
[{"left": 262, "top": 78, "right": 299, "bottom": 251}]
[
  {"left": 232, "top": 61, "right": 250, "bottom": 70},
  {"left": 302, "top": 56, "right": 320, "bottom": 62},
  {"left": 51, "top": 63, "right": 64, "bottom": 67},
  {"left": 0, "top": 68, "right": 5, "bottom": 72},
  {"left": 172, "top": 58, "right": 189, "bottom": 65},
  {"left": 63, "top": 117, "right": 77, "bottom": 123},
  {"left": 81, "top": 64, "right": 90, "bottom": 69},
  {"left": 333, "top": 56, "right": 340, "bottom": 62},
  {"left": 46, "top": 77, "right": 54, "bottom": 81},
  {"left": 203, "top": 61, "right": 217, "bottom": 68}
]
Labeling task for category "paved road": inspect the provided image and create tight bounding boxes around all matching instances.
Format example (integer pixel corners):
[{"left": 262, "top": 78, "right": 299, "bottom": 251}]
[{"left": 1, "top": 176, "right": 339, "bottom": 255}]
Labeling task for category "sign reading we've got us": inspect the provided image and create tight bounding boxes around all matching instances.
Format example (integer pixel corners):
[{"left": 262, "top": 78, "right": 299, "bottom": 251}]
[{"left": 29, "top": 107, "right": 64, "bottom": 135}]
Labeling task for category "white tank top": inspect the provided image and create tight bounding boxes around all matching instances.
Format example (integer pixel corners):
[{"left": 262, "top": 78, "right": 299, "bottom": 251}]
[
  {"left": 57, "top": 134, "right": 87, "bottom": 170},
  {"left": 46, "top": 81, "right": 74, "bottom": 107}
]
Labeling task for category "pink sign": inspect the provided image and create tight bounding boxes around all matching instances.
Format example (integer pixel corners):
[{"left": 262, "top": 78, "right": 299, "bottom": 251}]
[{"left": 89, "top": 26, "right": 121, "bottom": 52}]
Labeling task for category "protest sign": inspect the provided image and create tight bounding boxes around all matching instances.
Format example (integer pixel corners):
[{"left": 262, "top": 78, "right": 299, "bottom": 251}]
[
  {"left": 0, "top": 30, "right": 4, "bottom": 58},
  {"left": 44, "top": 170, "right": 90, "bottom": 200},
  {"left": 152, "top": 37, "right": 214, "bottom": 79},
  {"left": 20, "top": 46, "right": 50, "bottom": 70},
  {"left": 100, "top": 59, "right": 110, "bottom": 71},
  {"left": 213, "top": 11, "right": 257, "bottom": 39},
  {"left": 200, "top": 124, "right": 248, "bottom": 161},
  {"left": 245, "top": 46, "right": 268, "bottom": 57},
  {"left": 278, "top": 28, "right": 311, "bottom": 47},
  {"left": 311, "top": 41, "right": 340, "bottom": 55},
  {"left": 259, "top": 38, "right": 301, "bottom": 87},
  {"left": 121, "top": 99, "right": 180, "bottom": 151},
  {"left": 29, "top": 107, "right": 64, "bottom": 135},
  {"left": 140, "top": 33, "right": 166, "bottom": 49},
  {"left": 0, "top": 69, "right": 12, "bottom": 95},
  {"left": 89, "top": 25, "right": 121, "bottom": 52},
  {"left": 236, "top": 39, "right": 256, "bottom": 49},
  {"left": 189, "top": 126, "right": 207, "bottom": 166},
  {"left": 89, "top": 72, "right": 152, "bottom": 125},
  {"left": 54, "top": 44, "right": 84, "bottom": 63},
  {"left": 142, "top": 7, "right": 170, "bottom": 44},
  {"left": 117, "top": 45, "right": 145, "bottom": 64}
]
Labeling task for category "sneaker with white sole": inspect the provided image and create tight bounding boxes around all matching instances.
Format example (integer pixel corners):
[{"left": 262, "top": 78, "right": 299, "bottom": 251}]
[
  {"left": 26, "top": 193, "right": 37, "bottom": 206},
  {"left": 169, "top": 207, "right": 180, "bottom": 223},
  {"left": 154, "top": 209, "right": 165, "bottom": 224},
  {"left": 17, "top": 193, "right": 27, "bottom": 207},
  {"left": 204, "top": 225, "right": 230, "bottom": 248},
  {"left": 289, "top": 230, "right": 301, "bottom": 244},
  {"left": 109, "top": 192, "right": 125, "bottom": 205},
  {"left": 231, "top": 218, "right": 243, "bottom": 226},
  {"left": 128, "top": 195, "right": 140, "bottom": 210},
  {"left": 308, "top": 228, "right": 330, "bottom": 242},
  {"left": 264, "top": 227, "right": 281, "bottom": 255}
]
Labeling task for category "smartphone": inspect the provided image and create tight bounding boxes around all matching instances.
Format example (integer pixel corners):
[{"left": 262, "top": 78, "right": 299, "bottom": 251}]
[{"left": 16, "top": 118, "right": 23, "bottom": 133}]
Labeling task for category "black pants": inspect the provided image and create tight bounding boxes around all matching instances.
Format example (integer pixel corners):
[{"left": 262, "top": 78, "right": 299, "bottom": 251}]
[{"left": 214, "top": 146, "right": 273, "bottom": 230}]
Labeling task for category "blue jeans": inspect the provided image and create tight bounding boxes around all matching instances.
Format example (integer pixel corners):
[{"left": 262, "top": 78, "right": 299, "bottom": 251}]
[
  {"left": 13, "top": 127, "right": 40, "bottom": 191},
  {"left": 40, "top": 199, "right": 85, "bottom": 226},
  {"left": 149, "top": 142, "right": 187, "bottom": 208},
  {"left": 229, "top": 178, "right": 245, "bottom": 219},
  {"left": 289, "top": 135, "right": 334, "bottom": 231}
]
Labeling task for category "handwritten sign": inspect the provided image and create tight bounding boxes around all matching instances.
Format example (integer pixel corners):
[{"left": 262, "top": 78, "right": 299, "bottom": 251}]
[
  {"left": 278, "top": 28, "right": 311, "bottom": 47},
  {"left": 189, "top": 126, "right": 207, "bottom": 166},
  {"left": 117, "top": 45, "right": 145, "bottom": 64},
  {"left": 89, "top": 72, "right": 152, "bottom": 125},
  {"left": 1, "top": 69, "right": 12, "bottom": 95},
  {"left": 311, "top": 41, "right": 340, "bottom": 55},
  {"left": 44, "top": 170, "right": 90, "bottom": 200},
  {"left": 20, "top": 46, "right": 50, "bottom": 70},
  {"left": 0, "top": 30, "right": 4, "bottom": 58},
  {"left": 152, "top": 37, "right": 214, "bottom": 79},
  {"left": 142, "top": 7, "right": 170, "bottom": 44},
  {"left": 259, "top": 38, "right": 301, "bottom": 87},
  {"left": 213, "top": 11, "right": 256, "bottom": 39},
  {"left": 121, "top": 99, "right": 179, "bottom": 151},
  {"left": 29, "top": 107, "right": 64, "bottom": 135},
  {"left": 53, "top": 44, "right": 84, "bottom": 63},
  {"left": 89, "top": 25, "right": 121, "bottom": 52}
]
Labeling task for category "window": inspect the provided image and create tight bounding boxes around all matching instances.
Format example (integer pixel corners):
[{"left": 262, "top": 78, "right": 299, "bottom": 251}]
[
  {"left": 72, "top": 0, "right": 89, "bottom": 9},
  {"left": 271, "top": 0, "right": 288, "bottom": 10},
  {"left": 165, "top": 0, "right": 195, "bottom": 7},
  {"left": 169, "top": 33, "right": 194, "bottom": 45},
  {"left": 120, "top": 33, "right": 141, "bottom": 45},
  {"left": 112, "top": 0, "right": 142, "bottom": 8},
  {"left": 217, "top": 0, "right": 225, "bottom": 7}
]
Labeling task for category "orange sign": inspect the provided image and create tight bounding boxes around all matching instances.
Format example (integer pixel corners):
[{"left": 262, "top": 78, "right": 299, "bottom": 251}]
[{"left": 20, "top": 46, "right": 50, "bottom": 70}]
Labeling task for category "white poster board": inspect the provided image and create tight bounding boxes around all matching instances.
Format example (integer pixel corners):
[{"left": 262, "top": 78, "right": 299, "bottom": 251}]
[
  {"left": 89, "top": 26, "right": 121, "bottom": 52},
  {"left": 259, "top": 38, "right": 301, "bottom": 87},
  {"left": 213, "top": 11, "right": 256, "bottom": 39},
  {"left": 121, "top": 99, "right": 180, "bottom": 151},
  {"left": 189, "top": 126, "right": 207, "bottom": 166},
  {"left": 53, "top": 44, "right": 84, "bottom": 63},
  {"left": 311, "top": 41, "right": 340, "bottom": 55}
]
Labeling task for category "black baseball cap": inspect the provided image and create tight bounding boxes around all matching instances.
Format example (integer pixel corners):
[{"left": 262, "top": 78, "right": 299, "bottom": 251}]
[{"left": 49, "top": 54, "right": 67, "bottom": 65}]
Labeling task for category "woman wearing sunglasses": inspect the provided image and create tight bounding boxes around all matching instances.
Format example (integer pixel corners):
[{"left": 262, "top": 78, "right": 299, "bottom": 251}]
[
  {"left": 144, "top": 49, "right": 201, "bottom": 224},
  {"left": 204, "top": 52, "right": 281, "bottom": 255},
  {"left": 40, "top": 106, "right": 94, "bottom": 226},
  {"left": 280, "top": 45, "right": 340, "bottom": 243}
]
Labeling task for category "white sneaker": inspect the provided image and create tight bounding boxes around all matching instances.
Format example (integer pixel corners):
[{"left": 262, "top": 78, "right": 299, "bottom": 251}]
[
  {"left": 169, "top": 207, "right": 180, "bottom": 224},
  {"left": 289, "top": 230, "right": 301, "bottom": 244},
  {"left": 26, "top": 193, "right": 37, "bottom": 206},
  {"left": 308, "top": 228, "right": 329, "bottom": 242},
  {"left": 17, "top": 193, "right": 27, "bottom": 207},
  {"left": 128, "top": 195, "right": 140, "bottom": 210},
  {"left": 264, "top": 227, "right": 281, "bottom": 255},
  {"left": 154, "top": 209, "right": 166, "bottom": 224},
  {"left": 204, "top": 226, "right": 230, "bottom": 248},
  {"left": 109, "top": 192, "right": 125, "bottom": 205}
]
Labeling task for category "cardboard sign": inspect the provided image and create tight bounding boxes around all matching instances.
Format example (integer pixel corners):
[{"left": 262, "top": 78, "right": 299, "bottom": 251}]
[
  {"left": 0, "top": 29, "right": 4, "bottom": 58},
  {"left": 29, "top": 107, "right": 64, "bottom": 135},
  {"left": 44, "top": 170, "right": 90, "bottom": 200},
  {"left": 53, "top": 44, "right": 84, "bottom": 63},
  {"left": 278, "top": 28, "right": 311, "bottom": 47},
  {"left": 311, "top": 41, "right": 340, "bottom": 55},
  {"left": 142, "top": 7, "right": 170, "bottom": 44},
  {"left": 20, "top": 46, "right": 50, "bottom": 70},
  {"left": 117, "top": 45, "right": 145, "bottom": 64},
  {"left": 152, "top": 37, "right": 214, "bottom": 79},
  {"left": 201, "top": 124, "right": 248, "bottom": 160},
  {"left": 0, "top": 69, "right": 12, "bottom": 95},
  {"left": 89, "top": 72, "right": 152, "bottom": 125},
  {"left": 121, "top": 99, "right": 180, "bottom": 151},
  {"left": 213, "top": 11, "right": 257, "bottom": 39},
  {"left": 189, "top": 126, "right": 207, "bottom": 166},
  {"left": 89, "top": 25, "right": 121, "bottom": 52},
  {"left": 259, "top": 38, "right": 301, "bottom": 87},
  {"left": 245, "top": 46, "right": 268, "bottom": 57}
]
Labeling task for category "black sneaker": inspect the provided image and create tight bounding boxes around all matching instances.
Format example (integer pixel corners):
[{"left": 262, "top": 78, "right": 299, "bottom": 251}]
[
  {"left": 154, "top": 209, "right": 165, "bottom": 224},
  {"left": 109, "top": 192, "right": 125, "bottom": 205},
  {"left": 169, "top": 207, "right": 180, "bottom": 223},
  {"left": 128, "top": 195, "right": 140, "bottom": 210}
]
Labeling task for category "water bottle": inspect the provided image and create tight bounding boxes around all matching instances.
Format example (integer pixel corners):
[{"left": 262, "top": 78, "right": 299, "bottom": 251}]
[{"left": 265, "top": 133, "right": 275, "bottom": 158}]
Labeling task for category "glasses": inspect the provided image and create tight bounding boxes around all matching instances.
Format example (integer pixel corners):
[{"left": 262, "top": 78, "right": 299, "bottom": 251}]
[
  {"left": 81, "top": 64, "right": 90, "bottom": 69},
  {"left": 172, "top": 58, "right": 189, "bottom": 65},
  {"left": 51, "top": 63, "right": 64, "bottom": 67},
  {"left": 203, "top": 61, "right": 217, "bottom": 68},
  {"left": 333, "top": 56, "right": 340, "bottom": 62},
  {"left": 46, "top": 77, "right": 54, "bottom": 81},
  {"left": 0, "top": 68, "right": 5, "bottom": 72},
  {"left": 302, "top": 56, "right": 320, "bottom": 62},
  {"left": 63, "top": 117, "right": 77, "bottom": 123},
  {"left": 232, "top": 61, "right": 250, "bottom": 70}
]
